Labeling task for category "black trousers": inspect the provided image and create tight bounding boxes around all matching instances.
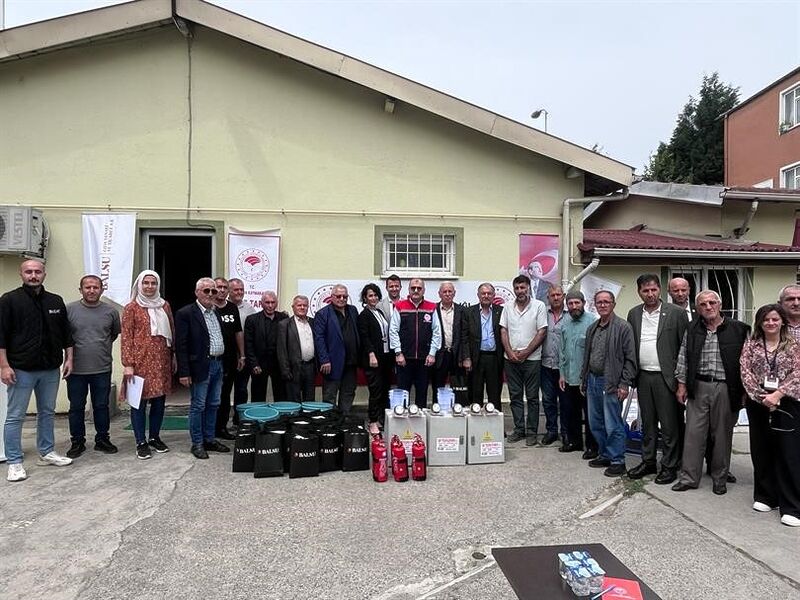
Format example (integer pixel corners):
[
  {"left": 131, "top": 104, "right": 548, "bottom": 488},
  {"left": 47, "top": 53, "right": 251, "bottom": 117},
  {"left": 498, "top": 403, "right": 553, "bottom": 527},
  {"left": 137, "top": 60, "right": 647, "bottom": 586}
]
[
  {"left": 469, "top": 352, "right": 502, "bottom": 405},
  {"left": 397, "top": 359, "right": 430, "bottom": 408},
  {"left": 251, "top": 364, "right": 286, "bottom": 403},
  {"left": 431, "top": 349, "right": 468, "bottom": 406},
  {"left": 286, "top": 360, "right": 316, "bottom": 403},
  {"left": 565, "top": 385, "right": 598, "bottom": 451},
  {"left": 773, "top": 399, "right": 800, "bottom": 518},
  {"left": 364, "top": 351, "right": 394, "bottom": 423},
  {"left": 322, "top": 365, "right": 358, "bottom": 414},
  {"left": 636, "top": 371, "right": 681, "bottom": 469},
  {"left": 746, "top": 398, "right": 778, "bottom": 506}
]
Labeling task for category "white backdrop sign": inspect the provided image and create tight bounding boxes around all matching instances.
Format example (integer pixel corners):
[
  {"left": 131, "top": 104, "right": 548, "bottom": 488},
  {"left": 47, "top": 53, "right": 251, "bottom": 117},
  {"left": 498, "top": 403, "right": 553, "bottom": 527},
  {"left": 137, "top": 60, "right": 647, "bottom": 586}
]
[
  {"left": 81, "top": 213, "right": 136, "bottom": 306},
  {"left": 228, "top": 229, "right": 281, "bottom": 309},
  {"left": 580, "top": 274, "right": 623, "bottom": 315}
]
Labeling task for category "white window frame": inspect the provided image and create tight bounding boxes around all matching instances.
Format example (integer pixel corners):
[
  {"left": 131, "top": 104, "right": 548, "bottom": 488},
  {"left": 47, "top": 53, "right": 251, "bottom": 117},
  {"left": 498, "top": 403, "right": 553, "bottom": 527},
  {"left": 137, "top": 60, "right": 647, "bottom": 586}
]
[
  {"left": 779, "top": 82, "right": 800, "bottom": 133},
  {"left": 380, "top": 231, "right": 457, "bottom": 279},
  {"left": 668, "top": 266, "right": 748, "bottom": 322},
  {"left": 780, "top": 160, "right": 800, "bottom": 190}
]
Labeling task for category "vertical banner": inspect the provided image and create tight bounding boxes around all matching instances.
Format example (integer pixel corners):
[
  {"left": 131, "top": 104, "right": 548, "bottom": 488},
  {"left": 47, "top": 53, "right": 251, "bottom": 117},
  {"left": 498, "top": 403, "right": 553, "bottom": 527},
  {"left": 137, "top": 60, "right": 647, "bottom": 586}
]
[
  {"left": 580, "top": 273, "right": 623, "bottom": 315},
  {"left": 519, "top": 234, "right": 560, "bottom": 302},
  {"left": 82, "top": 213, "right": 136, "bottom": 306},
  {"left": 228, "top": 229, "right": 281, "bottom": 309}
]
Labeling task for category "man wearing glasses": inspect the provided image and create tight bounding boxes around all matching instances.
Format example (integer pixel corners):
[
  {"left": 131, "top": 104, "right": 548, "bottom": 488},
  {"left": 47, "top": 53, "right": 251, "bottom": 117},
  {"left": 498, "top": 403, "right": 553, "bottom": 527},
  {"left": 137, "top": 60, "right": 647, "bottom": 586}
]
[
  {"left": 244, "top": 291, "right": 288, "bottom": 404},
  {"left": 314, "top": 284, "right": 360, "bottom": 413},
  {"left": 175, "top": 277, "right": 231, "bottom": 459},
  {"left": 580, "top": 290, "right": 637, "bottom": 477},
  {"left": 389, "top": 278, "right": 441, "bottom": 408},
  {"left": 672, "top": 290, "right": 749, "bottom": 495}
]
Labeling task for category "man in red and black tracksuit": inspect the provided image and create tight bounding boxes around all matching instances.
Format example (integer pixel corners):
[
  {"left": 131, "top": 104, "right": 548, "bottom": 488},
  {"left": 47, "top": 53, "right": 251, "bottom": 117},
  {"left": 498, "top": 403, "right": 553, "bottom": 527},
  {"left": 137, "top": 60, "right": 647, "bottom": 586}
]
[{"left": 388, "top": 278, "right": 442, "bottom": 408}]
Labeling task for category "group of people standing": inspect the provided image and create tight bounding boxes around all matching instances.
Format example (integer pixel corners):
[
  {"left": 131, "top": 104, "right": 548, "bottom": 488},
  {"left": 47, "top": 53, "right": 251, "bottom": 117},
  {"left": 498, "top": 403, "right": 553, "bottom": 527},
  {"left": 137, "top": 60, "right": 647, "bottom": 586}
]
[{"left": 1, "top": 259, "right": 798, "bottom": 529}]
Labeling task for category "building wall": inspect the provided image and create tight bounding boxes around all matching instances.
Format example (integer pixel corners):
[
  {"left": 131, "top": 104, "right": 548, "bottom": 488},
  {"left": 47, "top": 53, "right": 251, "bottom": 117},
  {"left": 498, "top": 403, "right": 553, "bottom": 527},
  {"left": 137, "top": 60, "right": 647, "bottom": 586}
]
[
  {"left": 587, "top": 196, "right": 722, "bottom": 236},
  {"left": 0, "top": 25, "right": 584, "bottom": 408},
  {"left": 725, "top": 71, "right": 800, "bottom": 187}
]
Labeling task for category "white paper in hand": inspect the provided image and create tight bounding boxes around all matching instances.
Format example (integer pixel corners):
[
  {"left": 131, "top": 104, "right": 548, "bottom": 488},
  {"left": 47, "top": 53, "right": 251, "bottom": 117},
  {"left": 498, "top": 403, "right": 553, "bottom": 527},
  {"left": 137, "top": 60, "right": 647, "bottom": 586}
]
[{"left": 126, "top": 376, "right": 145, "bottom": 409}]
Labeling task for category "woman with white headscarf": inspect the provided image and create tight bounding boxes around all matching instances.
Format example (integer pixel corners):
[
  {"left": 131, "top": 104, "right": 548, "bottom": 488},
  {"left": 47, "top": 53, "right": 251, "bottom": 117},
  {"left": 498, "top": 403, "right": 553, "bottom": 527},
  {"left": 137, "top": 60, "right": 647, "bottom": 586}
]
[{"left": 121, "top": 270, "right": 175, "bottom": 460}]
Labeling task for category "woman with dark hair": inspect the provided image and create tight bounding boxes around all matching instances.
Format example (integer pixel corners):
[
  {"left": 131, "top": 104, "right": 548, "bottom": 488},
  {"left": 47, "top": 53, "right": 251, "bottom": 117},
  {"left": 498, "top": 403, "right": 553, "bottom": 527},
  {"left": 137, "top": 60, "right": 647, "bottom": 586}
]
[
  {"left": 740, "top": 303, "right": 800, "bottom": 527},
  {"left": 357, "top": 283, "right": 394, "bottom": 435}
]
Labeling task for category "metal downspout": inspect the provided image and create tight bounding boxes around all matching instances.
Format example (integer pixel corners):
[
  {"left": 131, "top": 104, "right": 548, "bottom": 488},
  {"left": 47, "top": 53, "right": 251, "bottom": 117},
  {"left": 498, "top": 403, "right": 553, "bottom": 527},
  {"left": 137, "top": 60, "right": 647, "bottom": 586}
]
[
  {"left": 734, "top": 200, "right": 759, "bottom": 239},
  {"left": 565, "top": 258, "right": 600, "bottom": 292}
]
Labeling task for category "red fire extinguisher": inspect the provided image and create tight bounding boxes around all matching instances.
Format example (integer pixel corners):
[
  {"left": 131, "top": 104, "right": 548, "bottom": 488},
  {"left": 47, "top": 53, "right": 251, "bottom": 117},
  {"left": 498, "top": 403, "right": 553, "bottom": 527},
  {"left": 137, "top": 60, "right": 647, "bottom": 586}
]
[
  {"left": 371, "top": 434, "right": 388, "bottom": 483},
  {"left": 391, "top": 435, "right": 409, "bottom": 482},
  {"left": 411, "top": 433, "right": 427, "bottom": 481}
]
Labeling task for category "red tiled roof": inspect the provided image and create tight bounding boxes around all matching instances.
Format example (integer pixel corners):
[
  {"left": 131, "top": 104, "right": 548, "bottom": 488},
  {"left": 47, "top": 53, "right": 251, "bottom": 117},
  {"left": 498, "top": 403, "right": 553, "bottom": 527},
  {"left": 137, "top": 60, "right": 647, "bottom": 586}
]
[{"left": 580, "top": 228, "right": 800, "bottom": 253}]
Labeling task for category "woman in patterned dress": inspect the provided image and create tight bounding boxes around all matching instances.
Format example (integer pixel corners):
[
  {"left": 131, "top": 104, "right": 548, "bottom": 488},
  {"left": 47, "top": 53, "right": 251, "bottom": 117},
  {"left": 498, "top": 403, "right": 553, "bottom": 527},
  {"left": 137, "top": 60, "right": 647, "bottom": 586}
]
[
  {"left": 740, "top": 303, "right": 800, "bottom": 527},
  {"left": 122, "top": 270, "right": 175, "bottom": 460}
]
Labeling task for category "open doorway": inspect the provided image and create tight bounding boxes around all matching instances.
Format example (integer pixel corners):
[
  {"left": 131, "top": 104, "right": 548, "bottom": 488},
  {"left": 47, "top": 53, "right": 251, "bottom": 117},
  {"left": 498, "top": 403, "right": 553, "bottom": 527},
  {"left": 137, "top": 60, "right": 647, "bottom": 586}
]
[{"left": 141, "top": 229, "right": 215, "bottom": 312}]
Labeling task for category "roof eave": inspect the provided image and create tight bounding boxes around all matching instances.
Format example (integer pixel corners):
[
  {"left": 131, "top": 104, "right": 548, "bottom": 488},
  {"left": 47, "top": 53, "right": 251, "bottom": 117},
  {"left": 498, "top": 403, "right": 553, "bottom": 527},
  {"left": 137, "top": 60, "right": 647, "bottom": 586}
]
[{"left": 589, "top": 247, "right": 800, "bottom": 260}]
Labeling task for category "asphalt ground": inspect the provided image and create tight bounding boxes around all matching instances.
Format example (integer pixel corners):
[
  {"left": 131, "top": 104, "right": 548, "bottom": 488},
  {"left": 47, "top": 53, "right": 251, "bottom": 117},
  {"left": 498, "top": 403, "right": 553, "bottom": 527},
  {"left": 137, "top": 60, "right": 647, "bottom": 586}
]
[{"left": 1, "top": 410, "right": 798, "bottom": 600}]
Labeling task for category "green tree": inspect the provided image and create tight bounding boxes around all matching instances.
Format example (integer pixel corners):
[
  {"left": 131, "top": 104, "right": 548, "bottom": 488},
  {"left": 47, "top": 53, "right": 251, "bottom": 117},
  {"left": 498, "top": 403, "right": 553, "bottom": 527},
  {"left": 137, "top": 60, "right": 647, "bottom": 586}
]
[{"left": 644, "top": 73, "right": 739, "bottom": 184}]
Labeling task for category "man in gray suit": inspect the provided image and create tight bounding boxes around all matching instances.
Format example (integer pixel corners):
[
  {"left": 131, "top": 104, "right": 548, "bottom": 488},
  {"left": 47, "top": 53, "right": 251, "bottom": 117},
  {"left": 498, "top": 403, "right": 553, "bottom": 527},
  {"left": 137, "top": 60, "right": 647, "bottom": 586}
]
[
  {"left": 627, "top": 274, "right": 689, "bottom": 484},
  {"left": 277, "top": 296, "right": 316, "bottom": 403}
]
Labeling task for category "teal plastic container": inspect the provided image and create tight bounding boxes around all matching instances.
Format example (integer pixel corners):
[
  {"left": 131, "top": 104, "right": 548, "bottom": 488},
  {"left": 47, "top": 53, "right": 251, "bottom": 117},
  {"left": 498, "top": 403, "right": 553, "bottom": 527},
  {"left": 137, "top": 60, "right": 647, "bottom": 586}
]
[
  {"left": 301, "top": 402, "right": 334, "bottom": 413},
  {"left": 235, "top": 402, "right": 267, "bottom": 420},
  {"left": 271, "top": 401, "right": 302, "bottom": 416},
  {"left": 242, "top": 405, "right": 280, "bottom": 423}
]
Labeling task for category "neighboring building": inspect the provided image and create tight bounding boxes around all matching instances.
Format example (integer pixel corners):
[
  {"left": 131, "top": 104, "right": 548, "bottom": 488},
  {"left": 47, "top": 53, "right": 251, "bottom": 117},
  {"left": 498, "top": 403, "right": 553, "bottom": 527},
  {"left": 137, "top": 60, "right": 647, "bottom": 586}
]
[
  {"left": 724, "top": 66, "right": 800, "bottom": 189},
  {"left": 581, "top": 181, "right": 800, "bottom": 322},
  {"left": 0, "top": 0, "right": 633, "bottom": 407}
]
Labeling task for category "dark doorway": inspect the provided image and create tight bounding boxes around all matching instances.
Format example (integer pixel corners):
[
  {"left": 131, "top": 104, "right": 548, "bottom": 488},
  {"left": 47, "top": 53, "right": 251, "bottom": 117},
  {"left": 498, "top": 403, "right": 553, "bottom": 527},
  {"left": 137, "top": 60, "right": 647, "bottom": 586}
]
[{"left": 148, "top": 234, "right": 213, "bottom": 312}]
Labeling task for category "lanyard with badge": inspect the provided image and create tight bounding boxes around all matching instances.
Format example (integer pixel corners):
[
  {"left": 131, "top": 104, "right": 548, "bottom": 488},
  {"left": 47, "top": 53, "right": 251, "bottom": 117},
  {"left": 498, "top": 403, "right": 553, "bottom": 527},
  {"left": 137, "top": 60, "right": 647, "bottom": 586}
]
[{"left": 761, "top": 340, "right": 780, "bottom": 392}]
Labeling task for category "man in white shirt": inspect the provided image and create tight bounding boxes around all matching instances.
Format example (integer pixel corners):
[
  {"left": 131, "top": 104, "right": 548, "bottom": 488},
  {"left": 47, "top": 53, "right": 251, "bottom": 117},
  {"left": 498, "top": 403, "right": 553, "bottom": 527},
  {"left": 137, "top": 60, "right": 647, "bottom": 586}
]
[
  {"left": 277, "top": 295, "right": 316, "bottom": 403},
  {"left": 500, "top": 274, "right": 548, "bottom": 446}
]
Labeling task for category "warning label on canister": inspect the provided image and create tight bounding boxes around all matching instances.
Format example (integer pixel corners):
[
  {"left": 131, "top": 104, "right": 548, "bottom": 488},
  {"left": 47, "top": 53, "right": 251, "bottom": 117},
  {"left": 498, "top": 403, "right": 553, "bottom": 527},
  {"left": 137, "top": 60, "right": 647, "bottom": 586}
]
[
  {"left": 436, "top": 437, "right": 460, "bottom": 452},
  {"left": 480, "top": 442, "right": 503, "bottom": 457}
]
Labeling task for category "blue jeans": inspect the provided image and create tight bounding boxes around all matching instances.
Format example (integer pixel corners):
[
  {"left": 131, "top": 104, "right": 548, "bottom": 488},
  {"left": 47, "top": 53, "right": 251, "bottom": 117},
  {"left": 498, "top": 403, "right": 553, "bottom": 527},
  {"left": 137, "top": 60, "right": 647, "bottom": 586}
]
[
  {"left": 3, "top": 368, "right": 60, "bottom": 464},
  {"left": 130, "top": 395, "right": 166, "bottom": 445},
  {"left": 505, "top": 359, "right": 541, "bottom": 436},
  {"left": 586, "top": 373, "right": 626, "bottom": 465},
  {"left": 541, "top": 365, "right": 569, "bottom": 437},
  {"left": 67, "top": 372, "right": 112, "bottom": 443},
  {"left": 189, "top": 358, "right": 223, "bottom": 445}
]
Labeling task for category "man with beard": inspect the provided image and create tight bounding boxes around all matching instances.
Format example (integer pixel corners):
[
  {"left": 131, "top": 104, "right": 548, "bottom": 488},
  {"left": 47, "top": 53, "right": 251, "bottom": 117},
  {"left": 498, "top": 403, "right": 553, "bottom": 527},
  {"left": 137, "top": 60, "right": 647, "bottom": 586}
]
[
  {"left": 378, "top": 274, "right": 403, "bottom": 321},
  {"left": 228, "top": 278, "right": 256, "bottom": 408}
]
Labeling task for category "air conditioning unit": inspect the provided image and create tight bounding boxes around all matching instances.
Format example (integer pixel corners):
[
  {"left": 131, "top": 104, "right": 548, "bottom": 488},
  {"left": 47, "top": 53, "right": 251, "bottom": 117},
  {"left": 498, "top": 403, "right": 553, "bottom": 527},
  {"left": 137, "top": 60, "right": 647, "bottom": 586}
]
[{"left": 0, "top": 206, "right": 49, "bottom": 259}]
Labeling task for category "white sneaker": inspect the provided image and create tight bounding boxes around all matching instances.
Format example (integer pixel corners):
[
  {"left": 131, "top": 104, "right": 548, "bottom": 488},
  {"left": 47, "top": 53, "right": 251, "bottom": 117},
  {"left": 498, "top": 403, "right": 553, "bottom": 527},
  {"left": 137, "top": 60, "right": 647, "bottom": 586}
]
[
  {"left": 37, "top": 451, "right": 73, "bottom": 467},
  {"left": 7, "top": 464, "right": 27, "bottom": 482},
  {"left": 780, "top": 514, "right": 800, "bottom": 527},
  {"left": 752, "top": 501, "right": 775, "bottom": 513}
]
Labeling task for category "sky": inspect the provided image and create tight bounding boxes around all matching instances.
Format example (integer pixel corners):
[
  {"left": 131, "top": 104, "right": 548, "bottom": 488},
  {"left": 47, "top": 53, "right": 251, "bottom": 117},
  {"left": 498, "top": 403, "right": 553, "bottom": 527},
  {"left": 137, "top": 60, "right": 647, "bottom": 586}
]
[{"left": 4, "top": 0, "right": 799, "bottom": 173}]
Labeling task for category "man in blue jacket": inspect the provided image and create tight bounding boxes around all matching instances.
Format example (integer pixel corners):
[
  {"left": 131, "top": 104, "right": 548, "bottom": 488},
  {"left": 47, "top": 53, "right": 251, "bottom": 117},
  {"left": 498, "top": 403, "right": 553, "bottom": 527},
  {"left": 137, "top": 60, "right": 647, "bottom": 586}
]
[
  {"left": 313, "top": 284, "right": 360, "bottom": 414},
  {"left": 175, "top": 277, "right": 231, "bottom": 459}
]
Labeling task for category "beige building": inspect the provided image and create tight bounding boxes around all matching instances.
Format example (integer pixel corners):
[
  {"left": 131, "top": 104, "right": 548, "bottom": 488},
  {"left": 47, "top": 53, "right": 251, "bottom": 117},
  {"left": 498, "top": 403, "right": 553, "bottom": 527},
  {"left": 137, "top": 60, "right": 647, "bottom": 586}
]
[
  {"left": 583, "top": 182, "right": 800, "bottom": 321},
  {"left": 0, "top": 0, "right": 633, "bottom": 408}
]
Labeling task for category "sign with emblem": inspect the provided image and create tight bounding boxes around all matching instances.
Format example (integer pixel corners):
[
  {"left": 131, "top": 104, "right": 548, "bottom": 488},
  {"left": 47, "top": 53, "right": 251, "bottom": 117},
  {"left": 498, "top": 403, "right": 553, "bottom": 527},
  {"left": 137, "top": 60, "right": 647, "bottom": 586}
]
[{"left": 228, "top": 229, "right": 281, "bottom": 309}]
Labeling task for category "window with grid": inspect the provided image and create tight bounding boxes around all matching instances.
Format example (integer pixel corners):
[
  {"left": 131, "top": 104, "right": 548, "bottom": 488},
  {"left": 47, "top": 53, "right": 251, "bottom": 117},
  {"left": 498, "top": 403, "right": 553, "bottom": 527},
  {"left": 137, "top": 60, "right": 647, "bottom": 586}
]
[
  {"left": 781, "top": 84, "right": 800, "bottom": 130},
  {"left": 382, "top": 232, "right": 456, "bottom": 276},
  {"left": 782, "top": 163, "right": 800, "bottom": 189}
]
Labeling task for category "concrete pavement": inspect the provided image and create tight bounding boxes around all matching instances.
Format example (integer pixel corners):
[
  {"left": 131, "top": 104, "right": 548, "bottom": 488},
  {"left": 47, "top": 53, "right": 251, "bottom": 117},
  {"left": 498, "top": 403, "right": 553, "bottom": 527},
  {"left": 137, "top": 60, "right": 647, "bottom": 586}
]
[{"left": 0, "top": 415, "right": 797, "bottom": 600}]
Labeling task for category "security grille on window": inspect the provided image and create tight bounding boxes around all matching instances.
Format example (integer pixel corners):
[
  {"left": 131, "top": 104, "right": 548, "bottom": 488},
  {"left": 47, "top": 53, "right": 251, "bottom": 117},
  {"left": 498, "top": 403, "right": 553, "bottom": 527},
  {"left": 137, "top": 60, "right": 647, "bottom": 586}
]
[
  {"left": 781, "top": 84, "right": 800, "bottom": 129},
  {"left": 782, "top": 163, "right": 800, "bottom": 189},
  {"left": 383, "top": 233, "right": 455, "bottom": 276}
]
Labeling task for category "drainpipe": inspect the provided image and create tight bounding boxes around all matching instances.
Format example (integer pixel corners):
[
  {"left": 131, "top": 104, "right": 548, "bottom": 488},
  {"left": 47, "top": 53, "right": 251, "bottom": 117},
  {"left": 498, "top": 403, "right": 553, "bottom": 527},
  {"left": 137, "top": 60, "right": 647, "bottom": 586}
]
[
  {"left": 733, "top": 200, "right": 758, "bottom": 239},
  {"left": 564, "top": 258, "right": 599, "bottom": 293},
  {"left": 561, "top": 188, "right": 629, "bottom": 288}
]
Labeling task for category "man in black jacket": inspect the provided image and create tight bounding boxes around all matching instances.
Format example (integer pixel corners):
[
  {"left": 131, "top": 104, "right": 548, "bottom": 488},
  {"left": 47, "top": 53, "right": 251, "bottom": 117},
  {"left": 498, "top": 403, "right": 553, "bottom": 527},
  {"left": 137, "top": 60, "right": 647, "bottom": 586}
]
[
  {"left": 1, "top": 259, "right": 74, "bottom": 482},
  {"left": 277, "top": 295, "right": 316, "bottom": 403},
  {"left": 212, "top": 277, "right": 244, "bottom": 440},
  {"left": 431, "top": 282, "right": 468, "bottom": 406},
  {"left": 672, "top": 290, "right": 750, "bottom": 496},
  {"left": 244, "top": 291, "right": 288, "bottom": 403},
  {"left": 461, "top": 283, "right": 504, "bottom": 407}
]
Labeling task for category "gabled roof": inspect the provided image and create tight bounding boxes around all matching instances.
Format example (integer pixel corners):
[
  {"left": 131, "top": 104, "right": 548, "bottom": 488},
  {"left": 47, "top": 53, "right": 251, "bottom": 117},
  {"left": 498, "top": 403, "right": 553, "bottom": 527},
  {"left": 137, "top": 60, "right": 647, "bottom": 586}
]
[
  {"left": 723, "top": 65, "right": 800, "bottom": 118},
  {"left": 0, "top": 0, "right": 633, "bottom": 195},
  {"left": 580, "top": 225, "right": 800, "bottom": 261}
]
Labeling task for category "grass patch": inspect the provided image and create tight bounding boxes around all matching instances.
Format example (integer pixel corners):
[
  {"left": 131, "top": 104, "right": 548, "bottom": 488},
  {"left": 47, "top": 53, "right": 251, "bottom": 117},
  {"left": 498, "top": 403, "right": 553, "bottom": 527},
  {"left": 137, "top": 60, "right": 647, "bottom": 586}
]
[{"left": 622, "top": 477, "right": 646, "bottom": 497}]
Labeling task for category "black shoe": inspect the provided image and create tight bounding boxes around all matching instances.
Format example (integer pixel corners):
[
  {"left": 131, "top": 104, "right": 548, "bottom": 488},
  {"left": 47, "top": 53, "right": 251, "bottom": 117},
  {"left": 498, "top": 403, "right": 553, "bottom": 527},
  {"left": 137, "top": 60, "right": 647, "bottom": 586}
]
[
  {"left": 727, "top": 472, "right": 737, "bottom": 484},
  {"left": 582, "top": 449, "right": 598, "bottom": 460},
  {"left": 654, "top": 467, "right": 677, "bottom": 485},
  {"left": 94, "top": 439, "right": 118, "bottom": 454},
  {"left": 148, "top": 438, "right": 169, "bottom": 453},
  {"left": 671, "top": 482, "right": 694, "bottom": 492},
  {"left": 559, "top": 443, "right": 578, "bottom": 453},
  {"left": 525, "top": 435, "right": 538, "bottom": 447},
  {"left": 216, "top": 429, "right": 236, "bottom": 441},
  {"left": 136, "top": 442, "right": 152, "bottom": 460},
  {"left": 713, "top": 482, "right": 727, "bottom": 495},
  {"left": 66, "top": 441, "right": 86, "bottom": 459},
  {"left": 203, "top": 440, "right": 231, "bottom": 453},
  {"left": 627, "top": 461, "right": 657, "bottom": 480},
  {"left": 604, "top": 464, "right": 626, "bottom": 477},
  {"left": 588, "top": 457, "right": 611, "bottom": 468},
  {"left": 506, "top": 431, "right": 525, "bottom": 444},
  {"left": 539, "top": 433, "right": 558, "bottom": 446},
  {"left": 191, "top": 444, "right": 209, "bottom": 459}
]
